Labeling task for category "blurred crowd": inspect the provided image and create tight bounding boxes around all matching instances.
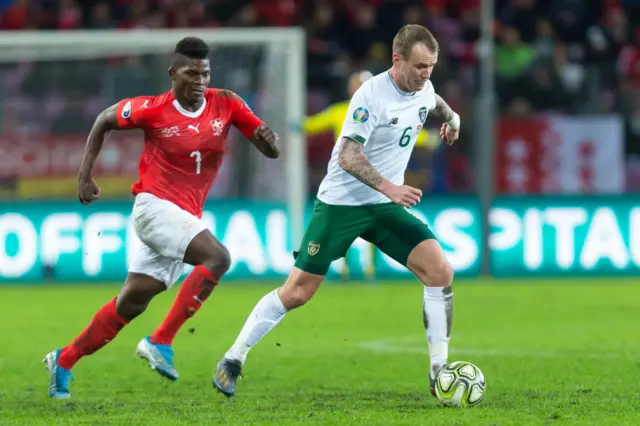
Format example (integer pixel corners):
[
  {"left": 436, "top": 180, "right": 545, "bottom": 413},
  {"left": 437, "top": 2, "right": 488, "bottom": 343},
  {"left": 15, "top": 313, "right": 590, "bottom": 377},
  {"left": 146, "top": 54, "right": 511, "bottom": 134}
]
[
  {"left": 1, "top": 0, "right": 639, "bottom": 194},
  {"left": 1, "top": 0, "right": 638, "bottom": 108}
]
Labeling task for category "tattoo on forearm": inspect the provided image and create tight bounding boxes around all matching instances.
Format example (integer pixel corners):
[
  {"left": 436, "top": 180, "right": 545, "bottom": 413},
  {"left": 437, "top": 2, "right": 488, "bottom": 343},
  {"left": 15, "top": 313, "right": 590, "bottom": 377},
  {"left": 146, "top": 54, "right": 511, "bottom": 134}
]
[
  {"left": 433, "top": 94, "right": 455, "bottom": 122},
  {"left": 338, "top": 138, "right": 384, "bottom": 190}
]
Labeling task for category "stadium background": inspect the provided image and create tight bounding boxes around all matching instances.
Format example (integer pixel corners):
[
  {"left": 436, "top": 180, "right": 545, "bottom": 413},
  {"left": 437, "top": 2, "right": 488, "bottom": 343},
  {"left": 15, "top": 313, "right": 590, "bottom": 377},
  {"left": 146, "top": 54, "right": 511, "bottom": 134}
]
[
  {"left": 2, "top": 0, "right": 640, "bottom": 281},
  {"left": 0, "top": 1, "right": 639, "bottom": 424}
]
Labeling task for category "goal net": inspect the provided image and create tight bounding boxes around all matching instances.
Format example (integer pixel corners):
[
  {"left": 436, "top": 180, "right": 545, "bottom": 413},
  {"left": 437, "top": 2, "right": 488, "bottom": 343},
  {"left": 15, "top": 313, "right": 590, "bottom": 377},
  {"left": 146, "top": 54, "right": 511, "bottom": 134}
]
[{"left": 0, "top": 29, "right": 307, "bottom": 247}]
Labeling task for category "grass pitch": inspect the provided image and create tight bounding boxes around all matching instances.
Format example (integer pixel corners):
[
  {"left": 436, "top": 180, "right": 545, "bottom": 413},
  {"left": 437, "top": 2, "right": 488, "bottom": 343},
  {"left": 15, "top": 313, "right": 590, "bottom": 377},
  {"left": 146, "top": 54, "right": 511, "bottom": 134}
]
[{"left": 1, "top": 278, "right": 638, "bottom": 425}]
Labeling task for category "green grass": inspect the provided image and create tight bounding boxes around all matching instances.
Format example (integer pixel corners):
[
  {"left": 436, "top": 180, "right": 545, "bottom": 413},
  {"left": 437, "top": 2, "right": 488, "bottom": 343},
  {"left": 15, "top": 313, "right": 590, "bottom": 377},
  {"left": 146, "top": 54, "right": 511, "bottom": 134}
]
[{"left": 1, "top": 278, "right": 639, "bottom": 425}]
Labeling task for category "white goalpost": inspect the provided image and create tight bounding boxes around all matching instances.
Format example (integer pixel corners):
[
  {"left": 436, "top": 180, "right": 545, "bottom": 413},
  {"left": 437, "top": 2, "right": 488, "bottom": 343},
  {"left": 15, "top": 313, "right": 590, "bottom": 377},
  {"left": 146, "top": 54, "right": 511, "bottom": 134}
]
[{"left": 0, "top": 28, "right": 308, "bottom": 249}]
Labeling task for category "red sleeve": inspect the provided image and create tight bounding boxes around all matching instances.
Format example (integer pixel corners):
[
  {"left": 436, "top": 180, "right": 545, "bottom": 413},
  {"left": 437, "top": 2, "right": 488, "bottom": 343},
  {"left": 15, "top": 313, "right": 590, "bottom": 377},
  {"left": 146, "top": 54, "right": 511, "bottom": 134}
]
[
  {"left": 115, "top": 96, "right": 154, "bottom": 129},
  {"left": 227, "top": 92, "right": 264, "bottom": 138}
]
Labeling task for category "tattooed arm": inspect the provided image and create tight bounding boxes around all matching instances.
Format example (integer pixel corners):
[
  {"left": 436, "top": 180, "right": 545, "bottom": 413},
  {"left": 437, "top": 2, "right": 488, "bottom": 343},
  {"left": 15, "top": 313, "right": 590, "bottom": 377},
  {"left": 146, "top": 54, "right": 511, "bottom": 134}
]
[
  {"left": 338, "top": 138, "right": 388, "bottom": 191},
  {"left": 433, "top": 94, "right": 460, "bottom": 130},
  {"left": 433, "top": 94, "right": 460, "bottom": 144},
  {"left": 337, "top": 137, "right": 422, "bottom": 207}
]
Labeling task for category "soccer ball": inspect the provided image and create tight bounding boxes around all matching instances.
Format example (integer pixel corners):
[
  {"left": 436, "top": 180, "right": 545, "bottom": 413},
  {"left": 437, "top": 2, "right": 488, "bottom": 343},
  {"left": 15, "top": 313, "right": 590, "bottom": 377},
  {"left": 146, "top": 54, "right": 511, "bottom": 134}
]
[{"left": 434, "top": 361, "right": 486, "bottom": 408}]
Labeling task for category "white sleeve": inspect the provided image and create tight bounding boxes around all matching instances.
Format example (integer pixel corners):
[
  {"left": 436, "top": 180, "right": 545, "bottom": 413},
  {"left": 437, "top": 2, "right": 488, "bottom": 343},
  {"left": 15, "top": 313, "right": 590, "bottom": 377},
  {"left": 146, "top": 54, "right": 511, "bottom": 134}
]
[{"left": 340, "top": 85, "right": 379, "bottom": 145}]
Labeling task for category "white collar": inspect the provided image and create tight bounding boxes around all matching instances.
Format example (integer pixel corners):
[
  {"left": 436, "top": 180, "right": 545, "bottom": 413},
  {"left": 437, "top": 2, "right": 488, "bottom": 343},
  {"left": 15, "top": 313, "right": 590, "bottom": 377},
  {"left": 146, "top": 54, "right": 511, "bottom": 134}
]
[{"left": 172, "top": 98, "right": 206, "bottom": 118}]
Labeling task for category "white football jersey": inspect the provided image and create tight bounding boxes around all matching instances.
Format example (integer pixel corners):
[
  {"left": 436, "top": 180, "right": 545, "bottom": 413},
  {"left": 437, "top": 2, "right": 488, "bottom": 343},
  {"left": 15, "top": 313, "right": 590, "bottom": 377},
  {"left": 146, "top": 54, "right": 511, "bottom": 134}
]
[{"left": 317, "top": 70, "right": 437, "bottom": 206}]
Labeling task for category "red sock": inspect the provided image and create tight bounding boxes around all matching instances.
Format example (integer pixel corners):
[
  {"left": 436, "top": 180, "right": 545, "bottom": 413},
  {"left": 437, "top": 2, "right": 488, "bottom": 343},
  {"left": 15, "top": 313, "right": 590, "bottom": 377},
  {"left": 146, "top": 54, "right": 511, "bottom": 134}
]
[
  {"left": 58, "top": 297, "right": 129, "bottom": 370},
  {"left": 150, "top": 265, "right": 216, "bottom": 345}
]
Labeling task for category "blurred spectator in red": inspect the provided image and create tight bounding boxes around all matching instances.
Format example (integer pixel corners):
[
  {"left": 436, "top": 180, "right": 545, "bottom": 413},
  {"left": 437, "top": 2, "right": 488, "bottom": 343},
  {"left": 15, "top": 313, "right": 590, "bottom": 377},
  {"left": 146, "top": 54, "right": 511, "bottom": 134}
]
[{"left": 1, "top": 0, "right": 29, "bottom": 30}]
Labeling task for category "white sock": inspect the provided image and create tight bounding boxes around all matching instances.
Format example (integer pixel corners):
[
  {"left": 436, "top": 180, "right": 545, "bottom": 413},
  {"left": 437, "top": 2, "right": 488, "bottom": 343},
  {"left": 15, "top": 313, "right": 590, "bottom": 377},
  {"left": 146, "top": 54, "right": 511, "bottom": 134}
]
[
  {"left": 225, "top": 289, "right": 288, "bottom": 364},
  {"left": 423, "top": 285, "right": 453, "bottom": 377}
]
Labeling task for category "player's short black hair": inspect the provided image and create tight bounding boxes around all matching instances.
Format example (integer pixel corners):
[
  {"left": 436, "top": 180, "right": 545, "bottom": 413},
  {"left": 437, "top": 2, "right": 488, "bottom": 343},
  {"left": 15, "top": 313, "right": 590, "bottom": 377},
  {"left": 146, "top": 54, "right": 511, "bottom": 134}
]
[{"left": 172, "top": 37, "right": 210, "bottom": 66}]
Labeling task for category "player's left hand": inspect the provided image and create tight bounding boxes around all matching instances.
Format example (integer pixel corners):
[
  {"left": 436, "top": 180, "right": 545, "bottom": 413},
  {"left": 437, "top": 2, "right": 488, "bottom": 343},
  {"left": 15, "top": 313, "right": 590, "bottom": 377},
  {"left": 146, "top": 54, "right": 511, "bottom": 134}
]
[
  {"left": 255, "top": 124, "right": 278, "bottom": 144},
  {"left": 252, "top": 124, "right": 280, "bottom": 158},
  {"left": 440, "top": 123, "right": 459, "bottom": 145}
]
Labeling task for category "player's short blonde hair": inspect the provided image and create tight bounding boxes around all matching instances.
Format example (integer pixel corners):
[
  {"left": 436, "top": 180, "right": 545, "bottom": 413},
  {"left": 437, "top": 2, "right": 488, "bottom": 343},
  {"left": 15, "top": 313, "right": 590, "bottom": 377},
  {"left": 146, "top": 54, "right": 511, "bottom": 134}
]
[{"left": 392, "top": 25, "right": 439, "bottom": 59}]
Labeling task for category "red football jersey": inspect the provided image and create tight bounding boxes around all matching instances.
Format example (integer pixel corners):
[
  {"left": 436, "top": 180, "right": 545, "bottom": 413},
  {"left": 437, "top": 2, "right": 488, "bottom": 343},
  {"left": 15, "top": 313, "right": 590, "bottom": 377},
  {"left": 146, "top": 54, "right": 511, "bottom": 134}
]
[{"left": 115, "top": 89, "right": 264, "bottom": 217}]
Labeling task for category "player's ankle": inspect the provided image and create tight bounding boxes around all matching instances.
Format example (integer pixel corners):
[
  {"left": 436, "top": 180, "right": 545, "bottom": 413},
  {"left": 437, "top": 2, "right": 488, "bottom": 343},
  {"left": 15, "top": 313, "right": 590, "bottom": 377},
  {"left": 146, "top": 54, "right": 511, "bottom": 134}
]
[
  {"left": 224, "top": 347, "right": 247, "bottom": 364},
  {"left": 57, "top": 349, "right": 76, "bottom": 371},
  {"left": 149, "top": 333, "right": 172, "bottom": 346}
]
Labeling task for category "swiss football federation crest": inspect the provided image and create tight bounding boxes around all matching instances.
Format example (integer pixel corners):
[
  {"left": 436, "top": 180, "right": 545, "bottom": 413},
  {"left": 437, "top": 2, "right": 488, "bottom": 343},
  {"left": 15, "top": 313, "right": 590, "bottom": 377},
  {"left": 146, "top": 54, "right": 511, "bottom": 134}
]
[
  {"left": 307, "top": 241, "right": 320, "bottom": 256},
  {"left": 211, "top": 118, "right": 224, "bottom": 136},
  {"left": 419, "top": 107, "right": 427, "bottom": 124}
]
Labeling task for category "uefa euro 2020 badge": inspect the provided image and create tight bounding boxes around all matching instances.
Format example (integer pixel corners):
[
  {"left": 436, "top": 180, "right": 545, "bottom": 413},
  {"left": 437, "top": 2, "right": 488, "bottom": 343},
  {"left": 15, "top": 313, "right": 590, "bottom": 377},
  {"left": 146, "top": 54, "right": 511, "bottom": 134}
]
[{"left": 353, "top": 107, "right": 369, "bottom": 124}]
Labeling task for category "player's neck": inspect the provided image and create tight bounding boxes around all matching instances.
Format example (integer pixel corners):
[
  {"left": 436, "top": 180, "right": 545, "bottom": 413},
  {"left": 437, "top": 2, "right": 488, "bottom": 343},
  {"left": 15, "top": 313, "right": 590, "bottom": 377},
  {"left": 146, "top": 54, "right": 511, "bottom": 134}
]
[
  {"left": 173, "top": 90, "right": 204, "bottom": 112},
  {"left": 389, "top": 66, "right": 412, "bottom": 93}
]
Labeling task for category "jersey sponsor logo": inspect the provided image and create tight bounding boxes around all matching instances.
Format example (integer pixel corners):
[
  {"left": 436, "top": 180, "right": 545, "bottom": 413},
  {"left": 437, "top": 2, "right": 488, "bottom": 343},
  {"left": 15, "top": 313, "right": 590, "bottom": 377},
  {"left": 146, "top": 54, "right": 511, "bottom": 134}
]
[
  {"left": 122, "top": 101, "right": 132, "bottom": 119},
  {"left": 352, "top": 107, "right": 369, "bottom": 124},
  {"left": 160, "top": 126, "right": 180, "bottom": 137},
  {"left": 389, "top": 117, "right": 398, "bottom": 125},
  {"left": 307, "top": 241, "right": 320, "bottom": 256},
  {"left": 211, "top": 118, "right": 224, "bottom": 136},
  {"left": 187, "top": 123, "right": 201, "bottom": 134},
  {"left": 419, "top": 107, "right": 427, "bottom": 124}
]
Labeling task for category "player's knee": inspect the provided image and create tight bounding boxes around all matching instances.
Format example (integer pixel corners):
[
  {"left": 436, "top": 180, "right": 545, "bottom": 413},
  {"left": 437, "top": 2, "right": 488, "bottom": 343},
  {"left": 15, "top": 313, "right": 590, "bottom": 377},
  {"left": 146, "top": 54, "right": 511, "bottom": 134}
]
[
  {"left": 277, "top": 267, "right": 323, "bottom": 309},
  {"left": 280, "top": 285, "right": 314, "bottom": 309},
  {"left": 427, "top": 260, "right": 454, "bottom": 288},
  {"left": 279, "top": 279, "right": 319, "bottom": 309},
  {"left": 201, "top": 245, "right": 231, "bottom": 279}
]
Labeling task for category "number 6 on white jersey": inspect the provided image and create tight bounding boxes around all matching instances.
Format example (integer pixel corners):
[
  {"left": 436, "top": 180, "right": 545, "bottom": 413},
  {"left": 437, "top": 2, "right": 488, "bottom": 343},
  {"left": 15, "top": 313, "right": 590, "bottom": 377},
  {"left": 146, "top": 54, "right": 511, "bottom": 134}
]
[{"left": 190, "top": 151, "right": 202, "bottom": 175}]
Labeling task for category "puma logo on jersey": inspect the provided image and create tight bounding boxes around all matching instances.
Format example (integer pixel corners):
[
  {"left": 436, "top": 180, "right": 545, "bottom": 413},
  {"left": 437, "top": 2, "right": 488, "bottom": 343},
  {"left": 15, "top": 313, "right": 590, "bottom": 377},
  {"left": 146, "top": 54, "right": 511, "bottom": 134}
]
[
  {"left": 188, "top": 123, "right": 201, "bottom": 134},
  {"left": 140, "top": 100, "right": 149, "bottom": 109}
]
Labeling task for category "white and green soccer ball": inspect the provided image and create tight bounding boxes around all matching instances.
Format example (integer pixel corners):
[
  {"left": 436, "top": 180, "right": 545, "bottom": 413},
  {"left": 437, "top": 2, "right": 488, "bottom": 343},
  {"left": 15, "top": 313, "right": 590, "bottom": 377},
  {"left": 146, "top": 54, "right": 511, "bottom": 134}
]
[{"left": 434, "top": 361, "right": 486, "bottom": 408}]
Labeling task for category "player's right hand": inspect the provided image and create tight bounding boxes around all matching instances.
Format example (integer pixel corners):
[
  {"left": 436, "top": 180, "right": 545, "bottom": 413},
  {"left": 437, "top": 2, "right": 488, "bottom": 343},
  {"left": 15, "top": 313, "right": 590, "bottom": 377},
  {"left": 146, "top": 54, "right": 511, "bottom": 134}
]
[
  {"left": 384, "top": 184, "right": 422, "bottom": 208},
  {"left": 78, "top": 177, "right": 101, "bottom": 204}
]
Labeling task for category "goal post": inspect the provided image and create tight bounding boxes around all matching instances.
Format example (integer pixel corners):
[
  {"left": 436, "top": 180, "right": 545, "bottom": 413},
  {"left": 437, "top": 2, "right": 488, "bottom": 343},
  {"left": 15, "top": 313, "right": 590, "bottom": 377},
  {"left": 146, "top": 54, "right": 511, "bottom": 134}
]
[{"left": 0, "top": 28, "right": 307, "bottom": 249}]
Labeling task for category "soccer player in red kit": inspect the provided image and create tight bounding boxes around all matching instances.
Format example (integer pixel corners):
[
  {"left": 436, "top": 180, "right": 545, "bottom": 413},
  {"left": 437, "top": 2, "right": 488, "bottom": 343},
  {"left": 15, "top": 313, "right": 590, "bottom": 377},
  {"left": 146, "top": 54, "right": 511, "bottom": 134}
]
[{"left": 43, "top": 37, "right": 280, "bottom": 399}]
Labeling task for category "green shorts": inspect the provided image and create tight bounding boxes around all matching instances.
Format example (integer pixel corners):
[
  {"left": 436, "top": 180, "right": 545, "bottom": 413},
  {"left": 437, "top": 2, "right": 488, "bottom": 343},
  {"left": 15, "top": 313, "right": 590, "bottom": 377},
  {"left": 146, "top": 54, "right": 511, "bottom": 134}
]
[{"left": 293, "top": 199, "right": 437, "bottom": 275}]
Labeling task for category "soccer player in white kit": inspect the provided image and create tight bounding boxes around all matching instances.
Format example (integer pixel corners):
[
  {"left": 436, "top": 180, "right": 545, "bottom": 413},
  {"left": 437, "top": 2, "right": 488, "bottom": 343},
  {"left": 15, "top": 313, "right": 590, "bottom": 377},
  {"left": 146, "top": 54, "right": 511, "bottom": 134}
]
[{"left": 214, "top": 24, "right": 462, "bottom": 397}]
